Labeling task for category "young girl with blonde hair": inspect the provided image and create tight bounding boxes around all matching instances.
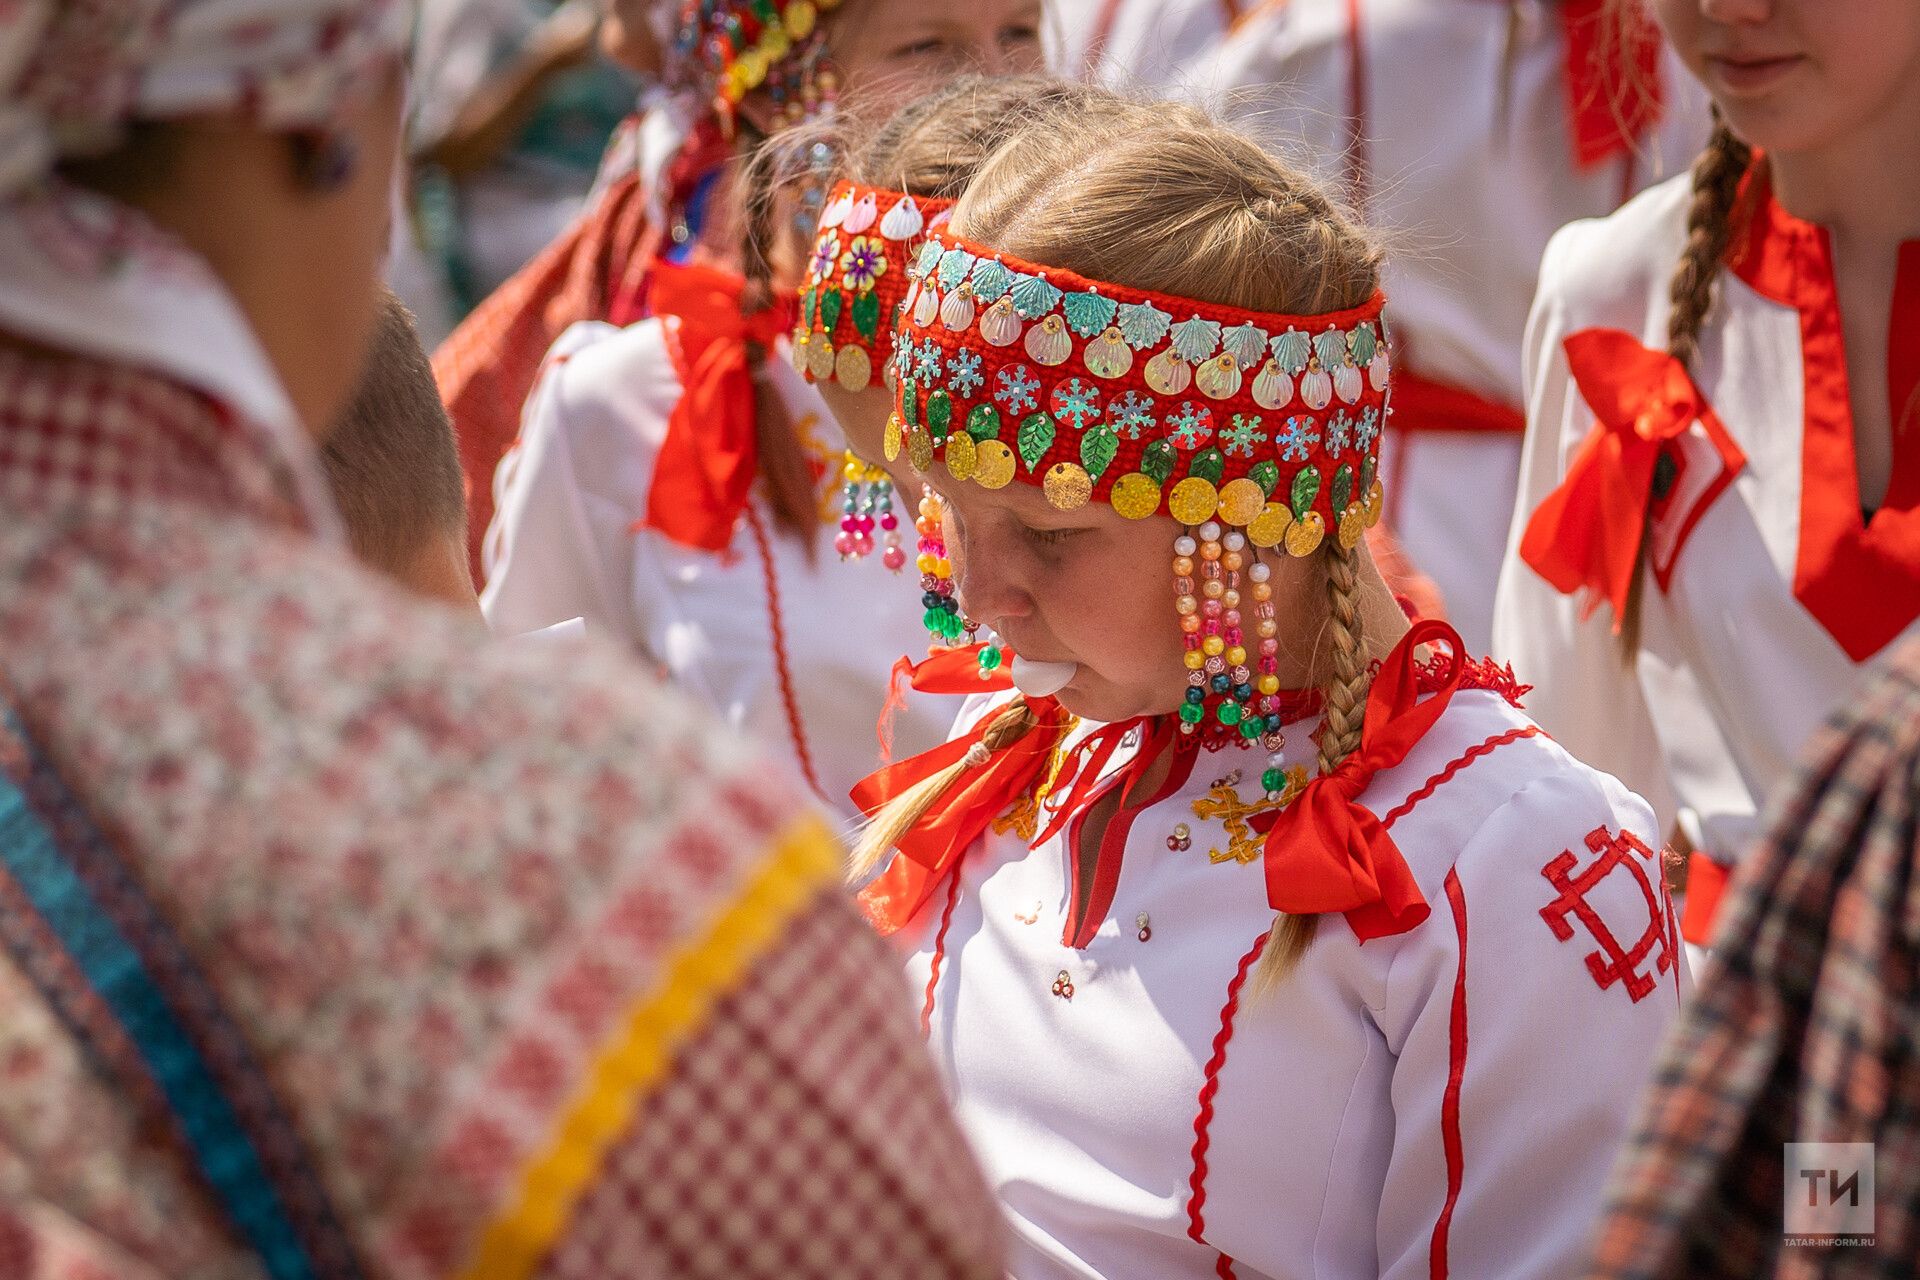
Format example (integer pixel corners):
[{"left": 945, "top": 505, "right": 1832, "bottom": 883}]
[
  {"left": 1494, "top": 0, "right": 1920, "bottom": 949},
  {"left": 853, "top": 89, "right": 1687, "bottom": 1279}
]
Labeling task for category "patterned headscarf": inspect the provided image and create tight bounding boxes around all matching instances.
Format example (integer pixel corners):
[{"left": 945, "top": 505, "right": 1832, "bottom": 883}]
[
  {"left": 0, "top": 0, "right": 411, "bottom": 538},
  {"left": 1587, "top": 637, "right": 1920, "bottom": 1276}
]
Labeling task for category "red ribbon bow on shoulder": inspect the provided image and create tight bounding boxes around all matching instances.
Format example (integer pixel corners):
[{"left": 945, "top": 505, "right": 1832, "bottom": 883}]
[
  {"left": 640, "top": 261, "right": 797, "bottom": 553},
  {"left": 1517, "top": 327, "right": 1712, "bottom": 627},
  {"left": 1250, "top": 618, "right": 1469, "bottom": 943},
  {"left": 852, "top": 696, "right": 1073, "bottom": 935}
]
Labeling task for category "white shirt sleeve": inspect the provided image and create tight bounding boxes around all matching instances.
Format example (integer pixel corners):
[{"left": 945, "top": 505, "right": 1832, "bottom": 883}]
[
  {"left": 1374, "top": 763, "right": 1686, "bottom": 1279},
  {"left": 481, "top": 320, "right": 659, "bottom": 646},
  {"left": 1492, "top": 226, "right": 1675, "bottom": 824}
]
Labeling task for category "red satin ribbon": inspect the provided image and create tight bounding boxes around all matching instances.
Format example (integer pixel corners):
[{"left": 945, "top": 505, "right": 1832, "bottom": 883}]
[
  {"left": 875, "top": 645, "right": 1015, "bottom": 762},
  {"left": 1032, "top": 716, "right": 1170, "bottom": 847},
  {"left": 640, "top": 261, "right": 796, "bottom": 552},
  {"left": 1561, "top": 0, "right": 1665, "bottom": 170},
  {"left": 852, "top": 696, "right": 1073, "bottom": 934},
  {"left": 1250, "top": 619, "right": 1468, "bottom": 943},
  {"left": 1518, "top": 327, "right": 1708, "bottom": 627}
]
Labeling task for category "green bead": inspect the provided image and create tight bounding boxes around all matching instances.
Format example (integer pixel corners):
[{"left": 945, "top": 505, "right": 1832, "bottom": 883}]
[
  {"left": 1240, "top": 718, "right": 1264, "bottom": 740},
  {"left": 978, "top": 646, "right": 1003, "bottom": 670},
  {"left": 1178, "top": 702, "right": 1205, "bottom": 725},
  {"left": 1216, "top": 702, "right": 1243, "bottom": 726},
  {"left": 923, "top": 608, "right": 945, "bottom": 631},
  {"left": 1261, "top": 767, "right": 1287, "bottom": 792}
]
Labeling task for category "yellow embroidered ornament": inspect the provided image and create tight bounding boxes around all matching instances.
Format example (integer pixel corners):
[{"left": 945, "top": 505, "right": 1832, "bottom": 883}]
[{"left": 1190, "top": 769, "right": 1309, "bottom": 865}]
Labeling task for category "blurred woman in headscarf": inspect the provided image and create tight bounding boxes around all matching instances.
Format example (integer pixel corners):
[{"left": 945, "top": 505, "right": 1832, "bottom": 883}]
[{"left": 0, "top": 4, "right": 1003, "bottom": 1277}]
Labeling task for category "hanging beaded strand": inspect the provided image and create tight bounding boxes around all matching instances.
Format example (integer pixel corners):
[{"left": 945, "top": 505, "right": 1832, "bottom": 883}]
[
  {"left": 835, "top": 451, "right": 905, "bottom": 569},
  {"left": 1176, "top": 523, "right": 1292, "bottom": 752},
  {"left": 916, "top": 487, "right": 964, "bottom": 645}
]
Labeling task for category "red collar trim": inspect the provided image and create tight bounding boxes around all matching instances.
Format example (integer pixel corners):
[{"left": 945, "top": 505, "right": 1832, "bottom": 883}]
[{"left": 1726, "top": 167, "right": 1920, "bottom": 660}]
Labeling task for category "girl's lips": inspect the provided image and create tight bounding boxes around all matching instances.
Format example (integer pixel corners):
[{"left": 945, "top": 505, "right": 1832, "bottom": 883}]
[{"left": 1705, "top": 53, "right": 1805, "bottom": 95}]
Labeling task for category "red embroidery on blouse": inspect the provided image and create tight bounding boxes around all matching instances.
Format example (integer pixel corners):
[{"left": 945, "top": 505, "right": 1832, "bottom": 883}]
[
  {"left": 1415, "top": 652, "right": 1532, "bottom": 709},
  {"left": 1431, "top": 866, "right": 1469, "bottom": 1280},
  {"left": 743, "top": 505, "right": 828, "bottom": 804},
  {"left": 1185, "top": 931, "right": 1267, "bottom": 1256},
  {"left": 1538, "top": 826, "right": 1679, "bottom": 1004},
  {"left": 920, "top": 868, "right": 964, "bottom": 1039}
]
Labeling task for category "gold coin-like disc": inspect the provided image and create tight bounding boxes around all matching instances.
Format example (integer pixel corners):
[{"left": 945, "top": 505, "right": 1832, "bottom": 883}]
[
  {"left": 1364, "top": 479, "right": 1385, "bottom": 527},
  {"left": 1108, "top": 472, "right": 1162, "bottom": 520},
  {"left": 1167, "top": 476, "right": 1220, "bottom": 527},
  {"left": 1043, "top": 462, "right": 1093, "bottom": 510},
  {"left": 1285, "top": 512, "right": 1326, "bottom": 558},
  {"left": 883, "top": 413, "right": 903, "bottom": 462},
  {"left": 1247, "top": 501, "right": 1290, "bottom": 548},
  {"left": 807, "top": 337, "right": 837, "bottom": 381},
  {"left": 1216, "top": 477, "right": 1266, "bottom": 527},
  {"left": 974, "top": 440, "right": 1017, "bottom": 489},
  {"left": 1338, "top": 506, "right": 1367, "bottom": 549},
  {"left": 945, "top": 430, "right": 979, "bottom": 482},
  {"left": 834, "top": 344, "right": 871, "bottom": 392},
  {"left": 907, "top": 425, "right": 935, "bottom": 472},
  {"left": 790, "top": 330, "right": 811, "bottom": 374}
]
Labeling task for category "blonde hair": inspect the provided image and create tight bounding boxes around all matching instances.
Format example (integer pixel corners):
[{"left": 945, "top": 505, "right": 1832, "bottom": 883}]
[{"left": 857, "top": 93, "right": 1385, "bottom": 985}]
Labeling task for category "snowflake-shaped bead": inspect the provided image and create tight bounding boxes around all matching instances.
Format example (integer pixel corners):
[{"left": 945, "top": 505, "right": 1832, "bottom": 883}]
[
  {"left": 1278, "top": 415, "right": 1321, "bottom": 462},
  {"left": 1222, "top": 413, "right": 1267, "bottom": 458},
  {"left": 1049, "top": 377, "right": 1103, "bottom": 431},
  {"left": 1108, "top": 390, "right": 1157, "bottom": 439},
  {"left": 1356, "top": 406, "right": 1381, "bottom": 451},
  {"left": 913, "top": 339, "right": 944, "bottom": 382},
  {"left": 1168, "top": 401, "right": 1215, "bottom": 450},
  {"left": 1325, "top": 413, "right": 1353, "bottom": 458},
  {"left": 994, "top": 364, "right": 1040, "bottom": 414},
  {"left": 947, "top": 348, "right": 984, "bottom": 396}
]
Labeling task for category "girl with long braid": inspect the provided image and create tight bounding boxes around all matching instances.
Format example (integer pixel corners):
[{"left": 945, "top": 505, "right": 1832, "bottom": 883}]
[
  {"left": 479, "top": 6, "right": 1045, "bottom": 820},
  {"left": 852, "top": 90, "right": 1686, "bottom": 1279},
  {"left": 1493, "top": 0, "right": 1920, "bottom": 951}
]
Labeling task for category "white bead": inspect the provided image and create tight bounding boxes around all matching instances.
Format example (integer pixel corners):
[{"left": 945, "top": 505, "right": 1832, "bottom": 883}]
[
  {"left": 1248, "top": 562, "right": 1271, "bottom": 582},
  {"left": 1198, "top": 521, "right": 1223, "bottom": 541},
  {"left": 1222, "top": 531, "right": 1246, "bottom": 551},
  {"left": 1268, "top": 752, "right": 1286, "bottom": 768},
  {"left": 1173, "top": 535, "right": 1197, "bottom": 556}
]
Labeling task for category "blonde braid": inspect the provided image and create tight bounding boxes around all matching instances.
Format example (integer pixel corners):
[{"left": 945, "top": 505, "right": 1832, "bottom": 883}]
[{"left": 849, "top": 696, "right": 1049, "bottom": 881}]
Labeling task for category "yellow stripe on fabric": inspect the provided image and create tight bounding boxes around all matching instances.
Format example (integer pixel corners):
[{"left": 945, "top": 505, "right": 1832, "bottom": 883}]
[{"left": 457, "top": 816, "right": 842, "bottom": 1280}]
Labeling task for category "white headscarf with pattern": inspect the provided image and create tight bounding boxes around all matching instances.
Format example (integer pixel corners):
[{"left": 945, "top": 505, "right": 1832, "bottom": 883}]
[{"left": 0, "top": 0, "right": 411, "bottom": 535}]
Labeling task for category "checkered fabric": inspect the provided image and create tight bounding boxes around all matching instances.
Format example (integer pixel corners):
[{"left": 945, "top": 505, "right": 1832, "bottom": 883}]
[
  {"left": 0, "top": 347, "right": 1005, "bottom": 1279},
  {"left": 1586, "top": 638, "right": 1920, "bottom": 1278},
  {"left": 538, "top": 890, "right": 1004, "bottom": 1280}
]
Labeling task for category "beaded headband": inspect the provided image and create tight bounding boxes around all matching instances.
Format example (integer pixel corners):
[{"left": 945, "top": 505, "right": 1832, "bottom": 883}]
[
  {"left": 676, "top": 0, "right": 844, "bottom": 122},
  {"left": 793, "top": 181, "right": 956, "bottom": 393},
  {"left": 886, "top": 230, "right": 1394, "bottom": 556}
]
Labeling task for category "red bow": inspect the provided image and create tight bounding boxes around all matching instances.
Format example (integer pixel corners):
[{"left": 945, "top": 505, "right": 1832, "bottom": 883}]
[
  {"left": 1250, "top": 619, "right": 1467, "bottom": 943},
  {"left": 1561, "top": 0, "right": 1665, "bottom": 169},
  {"left": 640, "top": 261, "right": 796, "bottom": 552},
  {"left": 876, "top": 645, "right": 1015, "bottom": 762},
  {"left": 852, "top": 697, "right": 1073, "bottom": 934},
  {"left": 1519, "top": 328, "right": 1709, "bottom": 625}
]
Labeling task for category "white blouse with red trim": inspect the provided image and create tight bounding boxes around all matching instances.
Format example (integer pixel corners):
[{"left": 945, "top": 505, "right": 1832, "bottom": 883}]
[
  {"left": 1045, "top": 0, "right": 1245, "bottom": 88},
  {"left": 1181, "top": 0, "right": 1710, "bottom": 652},
  {"left": 480, "top": 319, "right": 952, "bottom": 822},
  {"left": 894, "top": 672, "right": 1687, "bottom": 1280},
  {"left": 1493, "top": 172, "right": 1920, "bottom": 893}
]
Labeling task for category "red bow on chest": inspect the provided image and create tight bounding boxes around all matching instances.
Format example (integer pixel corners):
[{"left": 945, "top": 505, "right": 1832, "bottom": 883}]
[{"left": 1519, "top": 328, "right": 1743, "bottom": 626}]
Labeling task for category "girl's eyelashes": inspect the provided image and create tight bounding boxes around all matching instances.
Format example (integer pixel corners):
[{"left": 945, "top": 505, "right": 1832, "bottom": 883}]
[{"left": 1024, "top": 526, "right": 1079, "bottom": 547}]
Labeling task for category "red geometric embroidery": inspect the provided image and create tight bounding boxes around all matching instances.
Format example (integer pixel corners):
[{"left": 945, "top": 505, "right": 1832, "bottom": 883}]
[{"left": 1538, "top": 826, "right": 1678, "bottom": 1003}]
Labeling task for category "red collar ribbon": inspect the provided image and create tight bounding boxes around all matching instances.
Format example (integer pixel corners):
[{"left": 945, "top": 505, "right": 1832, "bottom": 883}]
[
  {"left": 640, "top": 261, "right": 796, "bottom": 552},
  {"left": 1032, "top": 716, "right": 1173, "bottom": 847},
  {"left": 1249, "top": 619, "right": 1466, "bottom": 943},
  {"left": 875, "top": 644, "right": 1015, "bottom": 762},
  {"left": 1517, "top": 327, "right": 1708, "bottom": 626},
  {"left": 852, "top": 696, "right": 1073, "bottom": 935},
  {"left": 1561, "top": 0, "right": 1665, "bottom": 170}
]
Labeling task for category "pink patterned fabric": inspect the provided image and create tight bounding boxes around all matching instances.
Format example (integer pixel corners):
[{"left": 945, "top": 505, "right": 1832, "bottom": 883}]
[{"left": 0, "top": 346, "right": 1003, "bottom": 1278}]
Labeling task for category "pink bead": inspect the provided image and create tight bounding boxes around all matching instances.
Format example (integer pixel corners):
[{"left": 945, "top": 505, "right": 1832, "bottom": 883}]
[
  {"left": 1183, "top": 635, "right": 1201, "bottom": 651},
  {"left": 1201, "top": 561, "right": 1223, "bottom": 580},
  {"left": 1173, "top": 576, "right": 1195, "bottom": 595},
  {"left": 1203, "top": 620, "right": 1221, "bottom": 636},
  {"left": 854, "top": 532, "right": 875, "bottom": 556},
  {"left": 834, "top": 532, "right": 856, "bottom": 557},
  {"left": 1201, "top": 600, "right": 1223, "bottom": 618},
  {"left": 880, "top": 513, "right": 898, "bottom": 531},
  {"left": 1255, "top": 602, "right": 1277, "bottom": 620},
  {"left": 882, "top": 545, "right": 907, "bottom": 571},
  {"left": 1205, "top": 655, "right": 1227, "bottom": 675},
  {"left": 1260, "top": 653, "right": 1279, "bottom": 669}
]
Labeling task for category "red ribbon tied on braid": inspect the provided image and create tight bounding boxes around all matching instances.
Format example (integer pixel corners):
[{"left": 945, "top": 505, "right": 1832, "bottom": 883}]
[
  {"left": 641, "top": 261, "right": 797, "bottom": 552},
  {"left": 852, "top": 696, "right": 1073, "bottom": 935},
  {"left": 1517, "top": 327, "right": 1709, "bottom": 626},
  {"left": 1249, "top": 619, "right": 1470, "bottom": 943},
  {"left": 876, "top": 644, "right": 1015, "bottom": 762}
]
